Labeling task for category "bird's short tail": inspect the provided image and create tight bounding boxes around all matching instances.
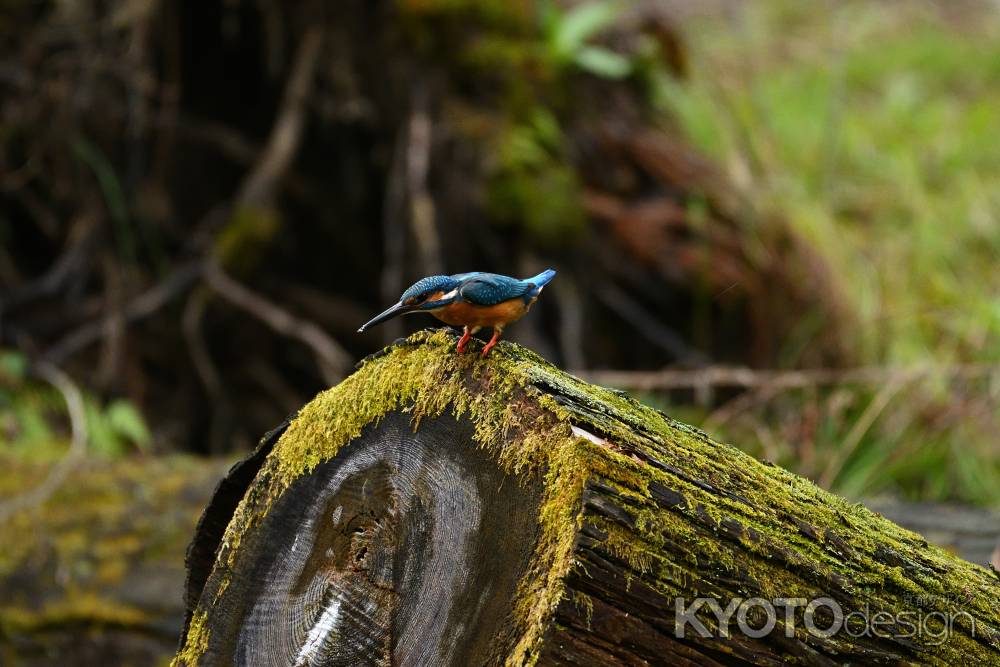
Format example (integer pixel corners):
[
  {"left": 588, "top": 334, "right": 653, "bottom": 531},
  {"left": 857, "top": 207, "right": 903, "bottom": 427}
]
[{"left": 525, "top": 268, "right": 556, "bottom": 296}]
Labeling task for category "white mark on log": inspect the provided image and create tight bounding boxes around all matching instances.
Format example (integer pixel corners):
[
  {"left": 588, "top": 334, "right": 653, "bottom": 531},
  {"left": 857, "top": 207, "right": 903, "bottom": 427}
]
[
  {"left": 295, "top": 594, "right": 342, "bottom": 665},
  {"left": 571, "top": 424, "right": 607, "bottom": 446},
  {"left": 234, "top": 415, "right": 530, "bottom": 665}
]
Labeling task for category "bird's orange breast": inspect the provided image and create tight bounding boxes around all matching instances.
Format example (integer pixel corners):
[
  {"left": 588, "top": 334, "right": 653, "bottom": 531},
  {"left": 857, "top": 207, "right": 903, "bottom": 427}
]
[{"left": 432, "top": 297, "right": 534, "bottom": 328}]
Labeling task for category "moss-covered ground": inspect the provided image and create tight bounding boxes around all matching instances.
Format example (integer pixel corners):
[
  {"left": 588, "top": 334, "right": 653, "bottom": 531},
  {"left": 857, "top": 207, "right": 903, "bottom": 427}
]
[{"left": 0, "top": 455, "right": 230, "bottom": 666}]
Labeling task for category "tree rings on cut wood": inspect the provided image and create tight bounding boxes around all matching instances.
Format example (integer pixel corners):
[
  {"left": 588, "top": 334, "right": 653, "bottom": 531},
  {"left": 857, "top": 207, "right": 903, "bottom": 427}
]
[
  {"left": 176, "top": 330, "right": 1000, "bottom": 667},
  {"left": 185, "top": 412, "right": 541, "bottom": 666}
]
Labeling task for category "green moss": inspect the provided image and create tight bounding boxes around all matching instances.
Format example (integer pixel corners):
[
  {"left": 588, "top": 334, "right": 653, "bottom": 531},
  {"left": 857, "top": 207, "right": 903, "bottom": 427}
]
[
  {"left": 180, "top": 329, "right": 1000, "bottom": 665},
  {"left": 171, "top": 611, "right": 209, "bottom": 667},
  {"left": 569, "top": 591, "right": 594, "bottom": 630},
  {"left": 0, "top": 454, "right": 228, "bottom": 667},
  {"left": 212, "top": 205, "right": 281, "bottom": 274},
  {"left": 190, "top": 329, "right": 593, "bottom": 664},
  {"left": 509, "top": 434, "right": 589, "bottom": 666},
  {"left": 0, "top": 455, "right": 222, "bottom": 582},
  {"left": 393, "top": 0, "right": 595, "bottom": 248},
  {"left": 486, "top": 110, "right": 587, "bottom": 246},
  {"left": 0, "top": 593, "right": 150, "bottom": 633}
]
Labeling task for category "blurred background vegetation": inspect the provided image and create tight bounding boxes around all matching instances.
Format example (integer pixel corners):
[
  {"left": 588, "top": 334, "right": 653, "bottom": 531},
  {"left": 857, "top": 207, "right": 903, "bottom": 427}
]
[
  {"left": 656, "top": 1, "right": 1000, "bottom": 504},
  {"left": 1, "top": 0, "right": 999, "bottom": 663}
]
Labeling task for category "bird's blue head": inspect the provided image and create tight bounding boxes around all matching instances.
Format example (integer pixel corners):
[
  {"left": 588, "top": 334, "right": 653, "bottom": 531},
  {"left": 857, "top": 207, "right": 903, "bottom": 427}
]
[
  {"left": 357, "top": 275, "right": 460, "bottom": 332},
  {"left": 399, "top": 275, "right": 459, "bottom": 307}
]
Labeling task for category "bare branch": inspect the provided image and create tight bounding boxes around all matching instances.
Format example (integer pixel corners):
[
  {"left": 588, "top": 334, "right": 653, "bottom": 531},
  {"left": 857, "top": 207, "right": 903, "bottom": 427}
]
[
  {"left": 183, "top": 287, "right": 235, "bottom": 453},
  {"left": 818, "top": 377, "right": 907, "bottom": 488},
  {"left": 202, "top": 262, "right": 350, "bottom": 384},
  {"left": 0, "top": 215, "right": 97, "bottom": 312},
  {"left": 406, "top": 82, "right": 442, "bottom": 276},
  {"left": 595, "top": 283, "right": 708, "bottom": 364},
  {"left": 578, "top": 363, "right": 1000, "bottom": 392},
  {"left": 237, "top": 25, "right": 323, "bottom": 207},
  {"left": 553, "top": 276, "right": 586, "bottom": 370},
  {"left": 379, "top": 117, "right": 409, "bottom": 343},
  {"left": 183, "top": 288, "right": 224, "bottom": 400},
  {"left": 0, "top": 362, "right": 87, "bottom": 523},
  {"left": 42, "top": 262, "right": 202, "bottom": 364},
  {"left": 703, "top": 382, "right": 785, "bottom": 431}
]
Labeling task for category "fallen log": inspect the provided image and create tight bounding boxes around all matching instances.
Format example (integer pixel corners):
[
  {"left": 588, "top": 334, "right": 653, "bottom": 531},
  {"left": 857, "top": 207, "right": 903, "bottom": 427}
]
[
  {"left": 0, "top": 456, "right": 231, "bottom": 666},
  {"left": 864, "top": 500, "right": 1000, "bottom": 571},
  {"left": 174, "top": 329, "right": 1000, "bottom": 666}
]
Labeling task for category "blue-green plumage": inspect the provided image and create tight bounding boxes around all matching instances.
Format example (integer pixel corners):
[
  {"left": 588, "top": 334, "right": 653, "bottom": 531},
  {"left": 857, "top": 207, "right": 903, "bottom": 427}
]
[
  {"left": 456, "top": 271, "right": 548, "bottom": 306},
  {"left": 358, "top": 268, "right": 556, "bottom": 355},
  {"left": 400, "top": 275, "right": 460, "bottom": 304}
]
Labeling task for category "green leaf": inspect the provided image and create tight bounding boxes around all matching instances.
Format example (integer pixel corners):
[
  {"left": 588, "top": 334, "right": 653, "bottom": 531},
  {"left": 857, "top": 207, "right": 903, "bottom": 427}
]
[
  {"left": 529, "top": 107, "right": 563, "bottom": 149},
  {"left": 85, "top": 398, "right": 124, "bottom": 457},
  {"left": 0, "top": 349, "right": 27, "bottom": 383},
  {"left": 72, "top": 136, "right": 133, "bottom": 262},
  {"left": 538, "top": 0, "right": 561, "bottom": 36},
  {"left": 573, "top": 46, "right": 631, "bottom": 79},
  {"left": 551, "top": 1, "right": 621, "bottom": 59},
  {"left": 106, "top": 399, "right": 152, "bottom": 451},
  {"left": 11, "top": 396, "right": 53, "bottom": 450}
]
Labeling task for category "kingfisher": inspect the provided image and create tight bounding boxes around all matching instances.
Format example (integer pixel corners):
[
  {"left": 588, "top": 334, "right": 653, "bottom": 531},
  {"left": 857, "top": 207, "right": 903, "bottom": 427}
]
[{"left": 358, "top": 269, "right": 556, "bottom": 356}]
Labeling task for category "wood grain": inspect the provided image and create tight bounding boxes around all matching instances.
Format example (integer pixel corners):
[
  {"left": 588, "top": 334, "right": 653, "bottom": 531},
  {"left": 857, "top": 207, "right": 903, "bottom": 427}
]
[
  {"left": 174, "top": 331, "right": 1000, "bottom": 666},
  {"left": 188, "top": 412, "right": 541, "bottom": 666}
]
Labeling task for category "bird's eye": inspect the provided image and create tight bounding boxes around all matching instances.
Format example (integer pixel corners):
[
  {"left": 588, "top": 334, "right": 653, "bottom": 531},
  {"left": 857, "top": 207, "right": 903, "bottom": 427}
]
[{"left": 415, "top": 291, "right": 436, "bottom": 303}]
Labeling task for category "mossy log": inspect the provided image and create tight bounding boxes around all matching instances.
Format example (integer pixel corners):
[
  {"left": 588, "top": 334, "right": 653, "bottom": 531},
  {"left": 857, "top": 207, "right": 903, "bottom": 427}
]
[
  {"left": 0, "top": 455, "right": 231, "bottom": 666},
  {"left": 175, "top": 330, "right": 1000, "bottom": 666}
]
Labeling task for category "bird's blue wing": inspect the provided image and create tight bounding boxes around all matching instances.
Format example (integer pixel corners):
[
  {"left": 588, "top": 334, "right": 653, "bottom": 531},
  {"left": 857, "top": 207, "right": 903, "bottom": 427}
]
[{"left": 456, "top": 273, "right": 530, "bottom": 306}]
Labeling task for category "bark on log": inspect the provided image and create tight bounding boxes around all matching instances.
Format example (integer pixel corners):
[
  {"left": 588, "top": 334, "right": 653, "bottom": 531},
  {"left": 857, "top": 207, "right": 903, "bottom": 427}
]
[
  {"left": 174, "top": 329, "right": 1000, "bottom": 666},
  {"left": 864, "top": 500, "right": 1000, "bottom": 571}
]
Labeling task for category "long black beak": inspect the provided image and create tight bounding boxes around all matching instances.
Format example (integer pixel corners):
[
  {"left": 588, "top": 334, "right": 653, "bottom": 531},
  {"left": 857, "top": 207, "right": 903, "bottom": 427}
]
[{"left": 358, "top": 302, "right": 413, "bottom": 332}]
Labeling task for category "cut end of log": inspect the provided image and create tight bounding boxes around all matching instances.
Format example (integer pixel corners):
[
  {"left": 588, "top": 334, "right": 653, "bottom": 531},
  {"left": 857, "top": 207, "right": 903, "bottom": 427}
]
[
  {"left": 175, "top": 329, "right": 1000, "bottom": 666},
  {"left": 190, "top": 411, "right": 541, "bottom": 665}
]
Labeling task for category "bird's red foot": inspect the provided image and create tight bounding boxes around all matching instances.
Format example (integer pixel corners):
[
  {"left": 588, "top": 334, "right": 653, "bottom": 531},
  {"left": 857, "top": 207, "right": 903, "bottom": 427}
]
[
  {"left": 456, "top": 327, "right": 472, "bottom": 353},
  {"left": 481, "top": 328, "right": 501, "bottom": 357}
]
